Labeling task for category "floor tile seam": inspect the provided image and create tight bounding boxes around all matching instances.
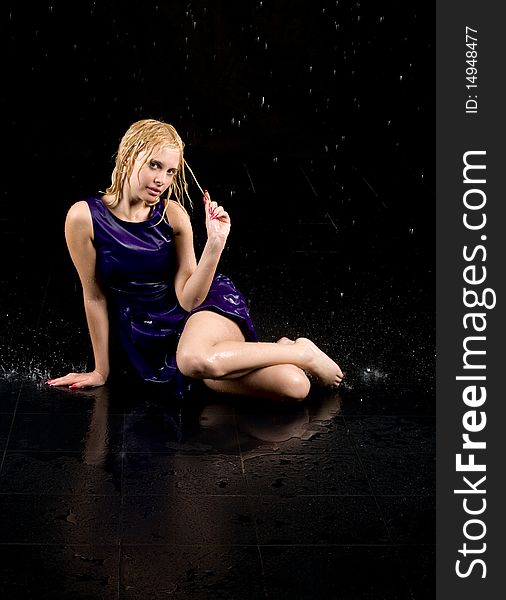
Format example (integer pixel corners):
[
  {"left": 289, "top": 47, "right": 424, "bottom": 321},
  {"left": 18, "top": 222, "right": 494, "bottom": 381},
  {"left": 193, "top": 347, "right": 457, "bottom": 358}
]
[
  {"left": 118, "top": 543, "right": 269, "bottom": 548},
  {"left": 120, "top": 452, "right": 243, "bottom": 460},
  {"left": 244, "top": 489, "right": 264, "bottom": 549},
  {"left": 341, "top": 413, "right": 376, "bottom": 491},
  {"left": 342, "top": 413, "right": 436, "bottom": 417},
  {"left": 0, "top": 542, "right": 121, "bottom": 546},
  {"left": 12, "top": 411, "right": 127, "bottom": 416},
  {"left": 2, "top": 449, "right": 119, "bottom": 454},
  {"left": 0, "top": 381, "right": 25, "bottom": 474},
  {"left": 233, "top": 410, "right": 248, "bottom": 480},
  {"left": 122, "top": 450, "right": 244, "bottom": 456},
  {"left": 253, "top": 545, "right": 269, "bottom": 600},
  {"left": 5, "top": 448, "right": 125, "bottom": 453},
  {"left": 121, "top": 493, "right": 264, "bottom": 499},
  {"left": 243, "top": 542, "right": 435, "bottom": 548},
  {"left": 344, "top": 414, "right": 437, "bottom": 419},
  {"left": 120, "top": 493, "right": 383, "bottom": 499},
  {"left": 355, "top": 448, "right": 437, "bottom": 458},
  {"left": 0, "top": 542, "right": 433, "bottom": 549},
  {"left": 341, "top": 413, "right": 393, "bottom": 543},
  {"left": 242, "top": 449, "right": 359, "bottom": 457},
  {"left": 374, "top": 493, "right": 436, "bottom": 499},
  {"left": 0, "top": 492, "right": 122, "bottom": 497},
  {"left": 357, "top": 445, "right": 436, "bottom": 457},
  {"left": 0, "top": 492, "right": 437, "bottom": 498},
  {"left": 0, "top": 542, "right": 436, "bottom": 548}
]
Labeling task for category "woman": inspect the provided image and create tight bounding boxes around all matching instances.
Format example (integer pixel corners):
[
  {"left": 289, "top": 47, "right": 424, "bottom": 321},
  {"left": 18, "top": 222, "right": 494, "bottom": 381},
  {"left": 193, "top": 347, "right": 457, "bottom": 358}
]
[{"left": 47, "top": 119, "right": 343, "bottom": 401}]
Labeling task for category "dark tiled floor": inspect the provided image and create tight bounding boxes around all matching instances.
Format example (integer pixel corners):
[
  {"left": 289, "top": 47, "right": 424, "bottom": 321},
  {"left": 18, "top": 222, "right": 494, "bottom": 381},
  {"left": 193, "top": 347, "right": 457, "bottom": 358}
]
[{"left": 0, "top": 153, "right": 434, "bottom": 598}]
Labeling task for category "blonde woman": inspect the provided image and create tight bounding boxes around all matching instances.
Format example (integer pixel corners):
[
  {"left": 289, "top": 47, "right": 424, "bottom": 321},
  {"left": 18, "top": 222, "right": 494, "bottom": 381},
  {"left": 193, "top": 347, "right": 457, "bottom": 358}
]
[{"left": 47, "top": 119, "right": 343, "bottom": 400}]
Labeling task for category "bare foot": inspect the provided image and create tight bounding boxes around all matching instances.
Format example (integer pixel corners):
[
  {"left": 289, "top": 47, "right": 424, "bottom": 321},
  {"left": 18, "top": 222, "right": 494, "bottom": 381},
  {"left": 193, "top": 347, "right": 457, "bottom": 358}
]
[
  {"left": 295, "top": 337, "right": 343, "bottom": 387},
  {"left": 276, "top": 337, "right": 295, "bottom": 345}
]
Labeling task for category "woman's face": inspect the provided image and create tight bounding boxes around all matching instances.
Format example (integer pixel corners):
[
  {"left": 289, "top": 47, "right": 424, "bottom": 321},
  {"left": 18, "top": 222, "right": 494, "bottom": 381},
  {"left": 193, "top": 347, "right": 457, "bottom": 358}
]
[{"left": 127, "top": 146, "right": 180, "bottom": 201}]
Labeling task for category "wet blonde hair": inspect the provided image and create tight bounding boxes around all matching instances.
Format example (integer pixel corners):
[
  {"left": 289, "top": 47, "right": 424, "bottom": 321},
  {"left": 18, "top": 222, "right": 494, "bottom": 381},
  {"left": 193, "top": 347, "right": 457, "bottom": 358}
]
[{"left": 104, "top": 119, "right": 203, "bottom": 220}]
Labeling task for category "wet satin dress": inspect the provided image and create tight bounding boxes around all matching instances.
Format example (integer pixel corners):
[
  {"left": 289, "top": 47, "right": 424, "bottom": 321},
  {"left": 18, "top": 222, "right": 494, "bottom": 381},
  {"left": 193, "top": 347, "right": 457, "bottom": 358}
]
[{"left": 85, "top": 194, "right": 257, "bottom": 391}]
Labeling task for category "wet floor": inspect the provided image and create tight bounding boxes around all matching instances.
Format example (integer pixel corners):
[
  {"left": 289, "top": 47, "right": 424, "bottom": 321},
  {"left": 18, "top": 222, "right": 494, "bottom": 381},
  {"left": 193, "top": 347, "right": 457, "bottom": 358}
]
[{"left": 0, "top": 150, "right": 434, "bottom": 599}]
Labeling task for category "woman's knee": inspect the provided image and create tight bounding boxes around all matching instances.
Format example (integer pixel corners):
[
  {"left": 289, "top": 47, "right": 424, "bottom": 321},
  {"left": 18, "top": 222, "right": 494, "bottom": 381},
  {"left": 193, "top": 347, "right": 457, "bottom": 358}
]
[
  {"left": 276, "top": 366, "right": 311, "bottom": 401},
  {"left": 176, "top": 346, "right": 223, "bottom": 379}
]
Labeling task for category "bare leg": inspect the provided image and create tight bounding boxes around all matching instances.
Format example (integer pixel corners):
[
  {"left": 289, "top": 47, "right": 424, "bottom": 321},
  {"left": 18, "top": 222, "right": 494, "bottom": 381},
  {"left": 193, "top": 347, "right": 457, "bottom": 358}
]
[
  {"left": 202, "top": 363, "right": 311, "bottom": 401},
  {"left": 176, "top": 311, "right": 343, "bottom": 389}
]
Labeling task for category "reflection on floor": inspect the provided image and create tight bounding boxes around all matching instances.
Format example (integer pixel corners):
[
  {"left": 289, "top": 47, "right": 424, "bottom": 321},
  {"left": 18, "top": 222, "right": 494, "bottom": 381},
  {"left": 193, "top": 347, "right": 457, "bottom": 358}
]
[{"left": 0, "top": 155, "right": 434, "bottom": 598}]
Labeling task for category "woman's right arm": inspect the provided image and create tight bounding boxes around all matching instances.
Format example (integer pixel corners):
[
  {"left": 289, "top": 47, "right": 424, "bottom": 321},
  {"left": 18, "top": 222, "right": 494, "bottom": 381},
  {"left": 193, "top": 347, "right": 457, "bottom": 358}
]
[{"left": 46, "top": 201, "right": 109, "bottom": 389}]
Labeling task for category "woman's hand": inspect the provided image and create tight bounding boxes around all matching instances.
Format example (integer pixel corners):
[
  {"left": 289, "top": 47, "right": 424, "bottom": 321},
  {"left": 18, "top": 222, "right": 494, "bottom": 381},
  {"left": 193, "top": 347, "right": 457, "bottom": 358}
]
[
  {"left": 203, "top": 190, "right": 230, "bottom": 247},
  {"left": 46, "top": 369, "right": 107, "bottom": 389}
]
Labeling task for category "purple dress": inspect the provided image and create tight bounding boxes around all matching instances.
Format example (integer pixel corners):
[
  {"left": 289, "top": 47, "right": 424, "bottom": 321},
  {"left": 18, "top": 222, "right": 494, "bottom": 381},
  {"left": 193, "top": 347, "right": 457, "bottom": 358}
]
[{"left": 85, "top": 194, "right": 257, "bottom": 390}]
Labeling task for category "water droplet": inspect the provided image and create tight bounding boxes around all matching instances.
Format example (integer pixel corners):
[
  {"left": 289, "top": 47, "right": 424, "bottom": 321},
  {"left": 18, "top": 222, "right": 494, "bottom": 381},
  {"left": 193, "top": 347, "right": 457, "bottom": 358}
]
[{"left": 273, "top": 157, "right": 278, "bottom": 163}]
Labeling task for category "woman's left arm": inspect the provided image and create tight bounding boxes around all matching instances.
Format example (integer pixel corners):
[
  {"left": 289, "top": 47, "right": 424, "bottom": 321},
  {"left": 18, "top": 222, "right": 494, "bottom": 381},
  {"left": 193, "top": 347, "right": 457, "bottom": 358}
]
[{"left": 168, "top": 193, "right": 230, "bottom": 311}]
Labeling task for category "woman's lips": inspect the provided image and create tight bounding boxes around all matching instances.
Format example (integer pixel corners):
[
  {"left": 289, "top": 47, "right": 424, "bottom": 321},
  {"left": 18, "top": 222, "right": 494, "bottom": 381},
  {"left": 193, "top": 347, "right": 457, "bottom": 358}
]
[{"left": 147, "top": 187, "right": 161, "bottom": 196}]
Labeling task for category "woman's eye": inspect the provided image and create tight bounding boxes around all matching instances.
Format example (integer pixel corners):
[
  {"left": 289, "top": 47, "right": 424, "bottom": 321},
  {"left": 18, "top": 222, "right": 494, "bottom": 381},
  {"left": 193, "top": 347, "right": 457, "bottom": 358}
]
[{"left": 150, "top": 161, "right": 159, "bottom": 169}]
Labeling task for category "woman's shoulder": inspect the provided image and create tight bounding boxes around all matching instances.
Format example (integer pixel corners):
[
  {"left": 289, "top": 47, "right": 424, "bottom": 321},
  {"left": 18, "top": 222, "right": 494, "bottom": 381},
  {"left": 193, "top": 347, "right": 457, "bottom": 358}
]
[
  {"left": 65, "top": 200, "right": 93, "bottom": 231},
  {"left": 165, "top": 199, "right": 192, "bottom": 232}
]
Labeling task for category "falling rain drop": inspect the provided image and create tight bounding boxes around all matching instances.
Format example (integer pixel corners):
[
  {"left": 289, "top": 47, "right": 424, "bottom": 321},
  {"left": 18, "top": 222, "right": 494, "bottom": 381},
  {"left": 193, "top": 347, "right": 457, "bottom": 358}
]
[{"left": 261, "top": 96, "right": 265, "bottom": 107}]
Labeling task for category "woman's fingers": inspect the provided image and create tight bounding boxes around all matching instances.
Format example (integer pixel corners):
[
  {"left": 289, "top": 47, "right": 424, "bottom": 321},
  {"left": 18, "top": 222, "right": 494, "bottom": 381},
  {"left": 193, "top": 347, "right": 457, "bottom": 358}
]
[
  {"left": 202, "top": 191, "right": 230, "bottom": 222},
  {"left": 213, "top": 210, "right": 230, "bottom": 223},
  {"left": 46, "top": 372, "right": 103, "bottom": 389},
  {"left": 46, "top": 373, "right": 79, "bottom": 386}
]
